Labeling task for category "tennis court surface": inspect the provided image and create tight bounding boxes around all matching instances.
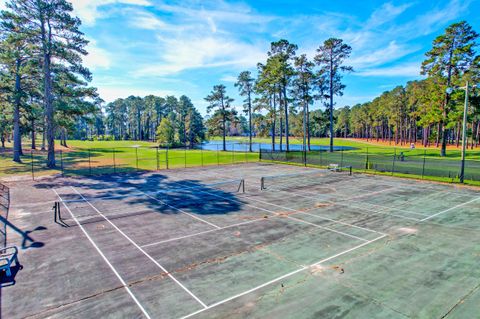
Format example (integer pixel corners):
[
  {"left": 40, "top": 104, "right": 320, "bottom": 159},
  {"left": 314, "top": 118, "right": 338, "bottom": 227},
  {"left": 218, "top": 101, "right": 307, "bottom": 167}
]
[{"left": 3, "top": 163, "right": 480, "bottom": 318}]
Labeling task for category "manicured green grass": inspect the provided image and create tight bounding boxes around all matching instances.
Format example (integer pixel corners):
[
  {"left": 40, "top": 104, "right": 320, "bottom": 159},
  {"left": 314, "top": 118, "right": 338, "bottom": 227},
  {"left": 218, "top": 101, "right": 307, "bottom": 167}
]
[
  {"left": 0, "top": 140, "right": 258, "bottom": 178},
  {"left": 214, "top": 136, "right": 480, "bottom": 160}
]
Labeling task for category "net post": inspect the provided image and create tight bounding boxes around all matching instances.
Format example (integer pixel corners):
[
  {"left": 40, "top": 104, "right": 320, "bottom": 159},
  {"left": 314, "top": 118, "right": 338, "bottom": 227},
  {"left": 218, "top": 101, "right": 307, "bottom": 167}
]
[
  {"left": 53, "top": 202, "right": 57, "bottom": 223},
  {"left": 349, "top": 165, "right": 352, "bottom": 176},
  {"left": 260, "top": 177, "right": 265, "bottom": 190},
  {"left": 184, "top": 147, "right": 187, "bottom": 168},
  {"left": 217, "top": 144, "right": 219, "bottom": 165},
  {"left": 201, "top": 147, "right": 204, "bottom": 167},
  {"left": 232, "top": 144, "right": 235, "bottom": 164},
  {"left": 156, "top": 146, "right": 159, "bottom": 171},
  {"left": 259, "top": 147, "right": 262, "bottom": 162}
]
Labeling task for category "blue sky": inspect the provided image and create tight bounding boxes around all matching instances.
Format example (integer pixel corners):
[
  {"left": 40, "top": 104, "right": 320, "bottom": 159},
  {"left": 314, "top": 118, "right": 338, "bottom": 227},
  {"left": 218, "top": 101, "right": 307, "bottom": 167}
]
[{"left": 3, "top": 0, "right": 480, "bottom": 115}]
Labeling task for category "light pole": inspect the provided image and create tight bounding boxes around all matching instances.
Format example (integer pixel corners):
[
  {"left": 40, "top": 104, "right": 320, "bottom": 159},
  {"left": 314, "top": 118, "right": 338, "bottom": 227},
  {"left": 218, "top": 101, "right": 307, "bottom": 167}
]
[{"left": 446, "top": 82, "right": 480, "bottom": 183}]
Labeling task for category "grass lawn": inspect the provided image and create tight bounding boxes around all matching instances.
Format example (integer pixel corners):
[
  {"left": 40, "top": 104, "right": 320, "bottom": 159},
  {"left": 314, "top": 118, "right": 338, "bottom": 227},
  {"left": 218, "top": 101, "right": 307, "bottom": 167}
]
[
  {"left": 213, "top": 136, "right": 480, "bottom": 160},
  {"left": 0, "top": 140, "right": 258, "bottom": 178}
]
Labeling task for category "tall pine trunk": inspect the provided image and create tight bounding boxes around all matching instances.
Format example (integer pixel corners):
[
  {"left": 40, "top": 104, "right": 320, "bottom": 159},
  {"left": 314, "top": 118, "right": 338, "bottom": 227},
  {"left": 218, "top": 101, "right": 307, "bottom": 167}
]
[
  {"left": 13, "top": 59, "right": 22, "bottom": 162},
  {"left": 283, "top": 85, "right": 289, "bottom": 152}
]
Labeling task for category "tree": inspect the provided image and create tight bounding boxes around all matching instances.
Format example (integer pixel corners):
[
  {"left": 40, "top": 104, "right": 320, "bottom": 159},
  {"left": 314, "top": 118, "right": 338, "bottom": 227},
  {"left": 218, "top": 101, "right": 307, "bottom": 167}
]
[
  {"left": 267, "top": 40, "right": 297, "bottom": 151},
  {"left": 235, "top": 71, "right": 255, "bottom": 152},
  {"left": 421, "top": 21, "right": 479, "bottom": 156},
  {"left": 156, "top": 118, "right": 175, "bottom": 147},
  {"left": 4, "top": 0, "right": 92, "bottom": 167},
  {"left": 292, "top": 54, "right": 315, "bottom": 151},
  {"left": 315, "top": 38, "right": 353, "bottom": 152},
  {"left": 204, "top": 84, "right": 234, "bottom": 151}
]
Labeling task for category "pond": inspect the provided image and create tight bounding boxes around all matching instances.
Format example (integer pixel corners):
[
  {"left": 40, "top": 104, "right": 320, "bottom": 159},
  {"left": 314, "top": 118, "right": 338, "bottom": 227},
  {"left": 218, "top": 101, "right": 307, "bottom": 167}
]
[{"left": 198, "top": 141, "right": 356, "bottom": 152}]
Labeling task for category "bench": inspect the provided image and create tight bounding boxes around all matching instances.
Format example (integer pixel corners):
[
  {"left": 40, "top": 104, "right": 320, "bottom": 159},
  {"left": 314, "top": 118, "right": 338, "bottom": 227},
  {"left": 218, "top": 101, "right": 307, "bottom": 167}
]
[
  {"left": 328, "top": 164, "right": 340, "bottom": 171},
  {"left": 0, "top": 246, "right": 19, "bottom": 277}
]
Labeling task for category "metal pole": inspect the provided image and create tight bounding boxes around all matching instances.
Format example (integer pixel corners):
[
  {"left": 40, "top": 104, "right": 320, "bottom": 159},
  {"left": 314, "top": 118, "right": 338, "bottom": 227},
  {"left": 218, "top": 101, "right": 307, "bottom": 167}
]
[
  {"left": 392, "top": 148, "right": 396, "bottom": 175},
  {"left": 340, "top": 148, "right": 344, "bottom": 168},
  {"left": 113, "top": 148, "right": 116, "bottom": 173},
  {"left": 232, "top": 144, "right": 235, "bottom": 164},
  {"left": 88, "top": 149, "right": 91, "bottom": 175},
  {"left": 217, "top": 144, "right": 219, "bottom": 165},
  {"left": 135, "top": 147, "right": 138, "bottom": 171},
  {"left": 365, "top": 147, "right": 369, "bottom": 171},
  {"left": 166, "top": 146, "right": 169, "bottom": 169},
  {"left": 201, "top": 147, "right": 204, "bottom": 167},
  {"left": 421, "top": 149, "right": 426, "bottom": 179},
  {"left": 31, "top": 150, "right": 34, "bottom": 181},
  {"left": 156, "top": 146, "right": 159, "bottom": 170},
  {"left": 60, "top": 150, "right": 64, "bottom": 177},
  {"left": 460, "top": 82, "right": 469, "bottom": 183},
  {"left": 184, "top": 147, "right": 187, "bottom": 168}
]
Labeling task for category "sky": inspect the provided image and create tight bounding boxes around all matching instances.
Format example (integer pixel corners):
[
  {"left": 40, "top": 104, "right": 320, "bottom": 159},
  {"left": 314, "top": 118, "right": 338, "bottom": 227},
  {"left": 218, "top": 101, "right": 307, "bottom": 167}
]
[{"left": 2, "top": 0, "right": 480, "bottom": 115}]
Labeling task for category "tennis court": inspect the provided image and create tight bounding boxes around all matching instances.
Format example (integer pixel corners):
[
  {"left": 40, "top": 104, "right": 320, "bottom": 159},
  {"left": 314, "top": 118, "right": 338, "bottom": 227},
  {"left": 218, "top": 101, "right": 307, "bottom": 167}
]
[{"left": 3, "top": 163, "right": 480, "bottom": 318}]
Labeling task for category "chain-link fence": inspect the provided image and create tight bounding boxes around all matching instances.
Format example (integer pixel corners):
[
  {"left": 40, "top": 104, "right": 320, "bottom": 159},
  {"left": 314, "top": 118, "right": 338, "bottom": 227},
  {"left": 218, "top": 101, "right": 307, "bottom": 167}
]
[
  {"left": 0, "top": 182, "right": 9, "bottom": 247},
  {"left": 260, "top": 148, "right": 480, "bottom": 183},
  {"left": 0, "top": 143, "right": 260, "bottom": 180}
]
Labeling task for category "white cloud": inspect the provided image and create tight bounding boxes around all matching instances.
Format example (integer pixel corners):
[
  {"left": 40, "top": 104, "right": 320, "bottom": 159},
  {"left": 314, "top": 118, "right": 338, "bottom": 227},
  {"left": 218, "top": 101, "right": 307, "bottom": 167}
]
[
  {"left": 84, "top": 39, "right": 112, "bottom": 70},
  {"left": 349, "top": 41, "right": 418, "bottom": 69},
  {"left": 97, "top": 86, "right": 177, "bottom": 103},
  {"left": 220, "top": 75, "right": 238, "bottom": 83},
  {"left": 366, "top": 2, "right": 413, "bottom": 28},
  {"left": 70, "top": 0, "right": 151, "bottom": 26},
  {"left": 356, "top": 62, "right": 422, "bottom": 77},
  {"left": 127, "top": 9, "right": 167, "bottom": 30},
  {"left": 134, "top": 36, "right": 266, "bottom": 77}
]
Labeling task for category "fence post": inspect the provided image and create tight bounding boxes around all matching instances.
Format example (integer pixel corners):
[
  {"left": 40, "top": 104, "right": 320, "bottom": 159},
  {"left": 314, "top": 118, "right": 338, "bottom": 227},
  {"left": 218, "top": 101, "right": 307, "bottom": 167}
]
[
  {"left": 421, "top": 149, "right": 426, "bottom": 179},
  {"left": 166, "top": 146, "right": 169, "bottom": 169},
  {"left": 232, "top": 144, "right": 235, "bottom": 164},
  {"left": 217, "top": 144, "right": 219, "bottom": 166},
  {"left": 259, "top": 146, "right": 262, "bottom": 162},
  {"left": 31, "top": 150, "right": 34, "bottom": 181},
  {"left": 156, "top": 146, "right": 159, "bottom": 170},
  {"left": 60, "top": 150, "right": 64, "bottom": 177},
  {"left": 184, "top": 147, "right": 187, "bottom": 168},
  {"left": 245, "top": 144, "right": 247, "bottom": 163},
  {"left": 391, "top": 148, "right": 396, "bottom": 175},
  {"left": 88, "top": 149, "right": 92, "bottom": 175},
  {"left": 340, "top": 148, "right": 344, "bottom": 168},
  {"left": 113, "top": 148, "right": 116, "bottom": 173},
  {"left": 365, "top": 147, "right": 369, "bottom": 172},
  {"left": 201, "top": 147, "right": 204, "bottom": 167},
  {"left": 135, "top": 147, "right": 138, "bottom": 171}
]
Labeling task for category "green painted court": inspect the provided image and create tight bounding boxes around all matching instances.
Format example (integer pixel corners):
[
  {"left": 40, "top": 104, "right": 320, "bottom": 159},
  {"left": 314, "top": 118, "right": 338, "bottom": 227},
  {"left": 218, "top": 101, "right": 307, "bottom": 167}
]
[{"left": 3, "top": 163, "right": 480, "bottom": 318}]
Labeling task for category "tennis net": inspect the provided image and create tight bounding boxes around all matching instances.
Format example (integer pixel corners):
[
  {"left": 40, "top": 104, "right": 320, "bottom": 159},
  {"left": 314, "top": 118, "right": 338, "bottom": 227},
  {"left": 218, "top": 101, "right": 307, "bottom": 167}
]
[
  {"left": 260, "top": 166, "right": 352, "bottom": 191},
  {"left": 54, "top": 179, "right": 245, "bottom": 227}
]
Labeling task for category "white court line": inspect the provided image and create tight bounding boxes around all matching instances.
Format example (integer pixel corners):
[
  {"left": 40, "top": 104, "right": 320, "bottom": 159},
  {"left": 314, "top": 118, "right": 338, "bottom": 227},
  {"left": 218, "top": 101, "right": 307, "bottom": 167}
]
[
  {"left": 181, "top": 234, "right": 387, "bottom": 319},
  {"left": 141, "top": 192, "right": 221, "bottom": 230},
  {"left": 269, "top": 187, "right": 421, "bottom": 222},
  {"left": 52, "top": 189, "right": 152, "bottom": 319},
  {"left": 71, "top": 187, "right": 209, "bottom": 309},
  {"left": 189, "top": 167, "right": 426, "bottom": 217},
  {"left": 145, "top": 185, "right": 372, "bottom": 243},
  {"left": 141, "top": 218, "right": 267, "bottom": 248},
  {"left": 421, "top": 196, "right": 480, "bottom": 221},
  {"left": 271, "top": 185, "right": 426, "bottom": 217}
]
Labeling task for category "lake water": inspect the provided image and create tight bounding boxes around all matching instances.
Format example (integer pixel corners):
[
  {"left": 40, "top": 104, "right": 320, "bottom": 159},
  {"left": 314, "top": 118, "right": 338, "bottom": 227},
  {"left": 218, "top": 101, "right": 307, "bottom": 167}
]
[{"left": 198, "top": 141, "right": 356, "bottom": 152}]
